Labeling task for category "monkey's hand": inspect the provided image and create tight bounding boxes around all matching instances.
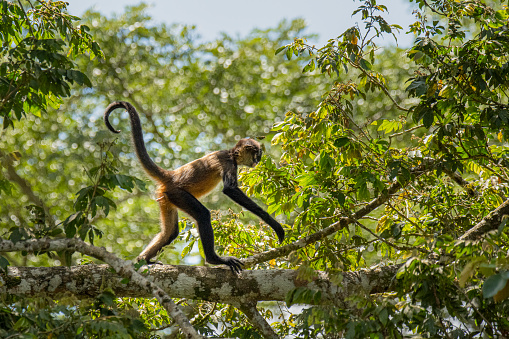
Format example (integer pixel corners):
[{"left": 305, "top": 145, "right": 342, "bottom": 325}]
[
  {"left": 269, "top": 219, "right": 285, "bottom": 244},
  {"left": 207, "top": 255, "right": 244, "bottom": 274}
]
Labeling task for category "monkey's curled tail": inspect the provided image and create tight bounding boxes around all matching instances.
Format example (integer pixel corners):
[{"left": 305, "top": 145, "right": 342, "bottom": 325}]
[{"left": 104, "top": 101, "right": 166, "bottom": 181}]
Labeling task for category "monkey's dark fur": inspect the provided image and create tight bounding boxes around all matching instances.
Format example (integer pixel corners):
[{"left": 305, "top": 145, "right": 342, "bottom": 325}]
[{"left": 104, "top": 101, "right": 284, "bottom": 273}]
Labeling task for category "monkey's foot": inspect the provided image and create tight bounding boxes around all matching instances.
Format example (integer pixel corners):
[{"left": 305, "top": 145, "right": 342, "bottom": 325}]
[
  {"left": 207, "top": 256, "right": 244, "bottom": 274},
  {"left": 135, "top": 257, "right": 163, "bottom": 265}
]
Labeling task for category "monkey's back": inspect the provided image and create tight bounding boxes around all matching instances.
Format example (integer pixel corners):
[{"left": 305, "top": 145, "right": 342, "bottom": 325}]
[{"left": 160, "top": 150, "right": 230, "bottom": 199}]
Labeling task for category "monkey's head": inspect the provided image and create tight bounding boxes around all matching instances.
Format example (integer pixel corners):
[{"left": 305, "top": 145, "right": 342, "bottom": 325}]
[{"left": 232, "top": 138, "right": 263, "bottom": 167}]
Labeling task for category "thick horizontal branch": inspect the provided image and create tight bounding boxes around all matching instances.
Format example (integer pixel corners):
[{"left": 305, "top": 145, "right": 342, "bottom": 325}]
[{"left": 0, "top": 261, "right": 401, "bottom": 306}]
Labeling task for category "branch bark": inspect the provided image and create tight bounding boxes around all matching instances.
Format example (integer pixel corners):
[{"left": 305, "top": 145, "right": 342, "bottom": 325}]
[
  {"left": 2, "top": 189, "right": 506, "bottom": 307},
  {"left": 0, "top": 239, "right": 401, "bottom": 306}
]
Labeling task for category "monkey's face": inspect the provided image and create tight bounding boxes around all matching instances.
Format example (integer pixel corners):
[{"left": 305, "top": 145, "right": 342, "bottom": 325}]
[
  {"left": 234, "top": 138, "right": 262, "bottom": 167},
  {"left": 251, "top": 146, "right": 263, "bottom": 167}
]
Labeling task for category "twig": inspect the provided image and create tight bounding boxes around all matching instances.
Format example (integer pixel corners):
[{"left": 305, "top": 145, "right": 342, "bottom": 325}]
[
  {"left": 386, "top": 200, "right": 426, "bottom": 234},
  {"left": 16, "top": 0, "right": 34, "bottom": 36},
  {"left": 353, "top": 219, "right": 428, "bottom": 254},
  {"left": 1, "top": 150, "right": 55, "bottom": 227},
  {"left": 454, "top": 282, "right": 494, "bottom": 332},
  {"left": 389, "top": 124, "right": 424, "bottom": 139},
  {"left": 443, "top": 169, "right": 478, "bottom": 196},
  {"left": 235, "top": 302, "right": 278, "bottom": 339}
]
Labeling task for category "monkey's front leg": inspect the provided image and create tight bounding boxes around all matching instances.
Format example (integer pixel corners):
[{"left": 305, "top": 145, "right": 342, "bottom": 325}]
[
  {"left": 223, "top": 186, "right": 285, "bottom": 243},
  {"left": 164, "top": 189, "right": 244, "bottom": 274}
]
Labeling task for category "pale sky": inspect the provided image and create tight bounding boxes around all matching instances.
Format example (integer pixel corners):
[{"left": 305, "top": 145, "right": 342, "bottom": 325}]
[{"left": 66, "top": 0, "right": 417, "bottom": 48}]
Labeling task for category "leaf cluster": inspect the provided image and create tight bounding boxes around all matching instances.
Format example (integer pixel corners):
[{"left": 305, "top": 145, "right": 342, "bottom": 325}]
[{"left": 0, "top": 0, "right": 102, "bottom": 129}]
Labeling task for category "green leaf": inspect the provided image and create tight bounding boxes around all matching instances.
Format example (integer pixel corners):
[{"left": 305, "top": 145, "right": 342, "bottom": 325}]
[
  {"left": 9, "top": 228, "right": 22, "bottom": 243},
  {"left": 499, "top": 215, "right": 508, "bottom": 235},
  {"left": 483, "top": 273, "right": 509, "bottom": 299},
  {"left": 422, "top": 110, "right": 434, "bottom": 128},
  {"left": 181, "top": 239, "right": 195, "bottom": 258},
  {"left": 334, "top": 137, "right": 350, "bottom": 148},
  {"left": 97, "top": 290, "right": 116, "bottom": 306},
  {"left": 303, "top": 59, "right": 315, "bottom": 73},
  {"left": 275, "top": 45, "right": 286, "bottom": 55},
  {"left": 379, "top": 308, "right": 388, "bottom": 325},
  {"left": 78, "top": 223, "right": 90, "bottom": 241},
  {"left": 74, "top": 186, "right": 92, "bottom": 211},
  {"left": 285, "top": 288, "right": 296, "bottom": 306},
  {"left": 359, "top": 58, "right": 372, "bottom": 71},
  {"left": 0, "top": 256, "right": 9, "bottom": 272},
  {"left": 495, "top": 9, "right": 509, "bottom": 21},
  {"left": 297, "top": 173, "right": 317, "bottom": 187},
  {"left": 92, "top": 196, "right": 116, "bottom": 217},
  {"left": 286, "top": 47, "right": 293, "bottom": 60},
  {"left": 13, "top": 317, "right": 29, "bottom": 331}
]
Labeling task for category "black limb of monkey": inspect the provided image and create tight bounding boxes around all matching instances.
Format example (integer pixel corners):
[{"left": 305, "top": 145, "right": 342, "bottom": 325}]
[{"left": 164, "top": 189, "right": 244, "bottom": 274}]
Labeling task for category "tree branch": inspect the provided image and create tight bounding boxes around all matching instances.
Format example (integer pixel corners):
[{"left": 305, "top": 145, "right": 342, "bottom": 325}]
[
  {"left": 0, "top": 238, "right": 401, "bottom": 307},
  {"left": 0, "top": 238, "right": 202, "bottom": 339},
  {"left": 235, "top": 302, "right": 279, "bottom": 339},
  {"left": 459, "top": 198, "right": 509, "bottom": 241},
  {"left": 1, "top": 152, "right": 55, "bottom": 227}
]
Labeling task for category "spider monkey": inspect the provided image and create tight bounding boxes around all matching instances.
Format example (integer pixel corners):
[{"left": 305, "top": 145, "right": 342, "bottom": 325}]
[{"left": 104, "top": 101, "right": 284, "bottom": 273}]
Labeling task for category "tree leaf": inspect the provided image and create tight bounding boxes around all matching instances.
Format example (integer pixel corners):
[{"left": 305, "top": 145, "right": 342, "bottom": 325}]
[
  {"left": 422, "top": 110, "right": 434, "bottom": 128},
  {"left": 359, "top": 58, "right": 372, "bottom": 71},
  {"left": 0, "top": 256, "right": 10, "bottom": 272},
  {"left": 483, "top": 273, "right": 508, "bottom": 299}
]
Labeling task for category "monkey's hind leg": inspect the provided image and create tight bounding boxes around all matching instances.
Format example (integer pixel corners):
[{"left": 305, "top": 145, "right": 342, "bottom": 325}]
[
  {"left": 164, "top": 189, "right": 244, "bottom": 274},
  {"left": 136, "top": 201, "right": 179, "bottom": 264}
]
